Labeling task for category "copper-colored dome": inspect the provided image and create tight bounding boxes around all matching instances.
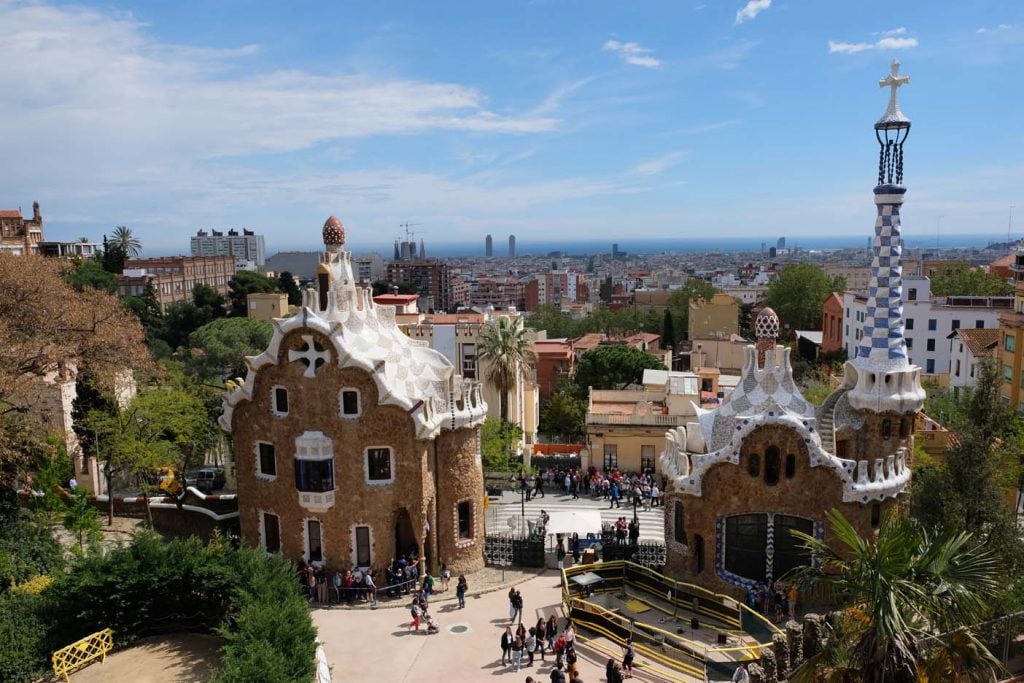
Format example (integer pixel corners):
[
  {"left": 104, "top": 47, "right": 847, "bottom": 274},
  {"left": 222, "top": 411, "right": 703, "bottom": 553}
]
[{"left": 322, "top": 215, "right": 345, "bottom": 246}]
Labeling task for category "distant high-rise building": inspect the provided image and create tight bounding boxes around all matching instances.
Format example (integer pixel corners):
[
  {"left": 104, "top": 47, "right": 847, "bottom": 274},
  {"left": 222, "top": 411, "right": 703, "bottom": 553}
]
[
  {"left": 191, "top": 228, "right": 266, "bottom": 267},
  {"left": 612, "top": 243, "right": 620, "bottom": 258},
  {"left": 508, "top": 234, "right": 517, "bottom": 259},
  {"left": 777, "top": 237, "right": 786, "bottom": 249},
  {"left": 485, "top": 234, "right": 493, "bottom": 257},
  {"left": 419, "top": 238, "right": 426, "bottom": 259}
]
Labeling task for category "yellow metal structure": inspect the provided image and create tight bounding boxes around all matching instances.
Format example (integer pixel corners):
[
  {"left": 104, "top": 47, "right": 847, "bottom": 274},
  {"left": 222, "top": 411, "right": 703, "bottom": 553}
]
[{"left": 52, "top": 628, "right": 113, "bottom": 682}]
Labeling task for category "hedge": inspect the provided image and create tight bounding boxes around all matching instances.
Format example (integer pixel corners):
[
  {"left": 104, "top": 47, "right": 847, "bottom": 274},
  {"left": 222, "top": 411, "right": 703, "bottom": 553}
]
[{"left": 0, "top": 533, "right": 316, "bottom": 683}]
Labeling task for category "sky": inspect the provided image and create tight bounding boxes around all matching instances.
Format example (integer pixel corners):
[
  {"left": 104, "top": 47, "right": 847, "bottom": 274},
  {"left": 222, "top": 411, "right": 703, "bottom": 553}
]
[{"left": 1, "top": 0, "right": 1022, "bottom": 256}]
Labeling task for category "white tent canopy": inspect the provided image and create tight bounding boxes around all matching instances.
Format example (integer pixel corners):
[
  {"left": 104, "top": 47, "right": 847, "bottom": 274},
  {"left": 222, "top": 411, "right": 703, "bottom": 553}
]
[{"left": 543, "top": 509, "right": 603, "bottom": 537}]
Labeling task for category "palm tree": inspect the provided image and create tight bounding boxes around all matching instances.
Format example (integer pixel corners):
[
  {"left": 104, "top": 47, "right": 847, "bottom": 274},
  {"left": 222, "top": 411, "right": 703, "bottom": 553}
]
[
  {"left": 477, "top": 316, "right": 536, "bottom": 424},
  {"left": 788, "top": 509, "right": 1001, "bottom": 683},
  {"left": 110, "top": 225, "right": 142, "bottom": 257}
]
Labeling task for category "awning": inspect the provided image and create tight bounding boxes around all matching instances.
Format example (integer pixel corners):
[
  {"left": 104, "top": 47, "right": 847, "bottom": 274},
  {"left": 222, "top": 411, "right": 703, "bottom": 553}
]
[{"left": 544, "top": 509, "right": 603, "bottom": 536}]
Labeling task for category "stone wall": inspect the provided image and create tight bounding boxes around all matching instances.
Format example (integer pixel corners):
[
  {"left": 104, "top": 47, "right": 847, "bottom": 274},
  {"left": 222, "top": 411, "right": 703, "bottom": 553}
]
[
  {"left": 664, "top": 424, "right": 898, "bottom": 596},
  {"left": 231, "top": 328, "right": 484, "bottom": 575},
  {"left": 433, "top": 427, "right": 486, "bottom": 575}
]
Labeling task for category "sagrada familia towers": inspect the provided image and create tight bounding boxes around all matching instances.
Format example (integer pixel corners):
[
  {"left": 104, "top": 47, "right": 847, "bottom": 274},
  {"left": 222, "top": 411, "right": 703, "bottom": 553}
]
[{"left": 661, "top": 61, "right": 925, "bottom": 594}]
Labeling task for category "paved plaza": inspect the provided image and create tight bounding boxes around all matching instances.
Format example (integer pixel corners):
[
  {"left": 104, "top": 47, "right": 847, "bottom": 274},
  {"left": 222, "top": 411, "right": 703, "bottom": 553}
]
[{"left": 312, "top": 570, "right": 660, "bottom": 683}]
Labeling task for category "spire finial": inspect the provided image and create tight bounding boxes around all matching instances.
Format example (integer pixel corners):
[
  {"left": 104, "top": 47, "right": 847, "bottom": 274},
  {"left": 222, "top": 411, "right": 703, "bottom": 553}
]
[{"left": 877, "top": 59, "right": 910, "bottom": 127}]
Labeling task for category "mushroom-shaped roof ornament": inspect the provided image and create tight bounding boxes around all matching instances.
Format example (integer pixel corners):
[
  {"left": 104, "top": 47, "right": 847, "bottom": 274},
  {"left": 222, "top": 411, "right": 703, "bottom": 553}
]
[{"left": 322, "top": 215, "right": 345, "bottom": 252}]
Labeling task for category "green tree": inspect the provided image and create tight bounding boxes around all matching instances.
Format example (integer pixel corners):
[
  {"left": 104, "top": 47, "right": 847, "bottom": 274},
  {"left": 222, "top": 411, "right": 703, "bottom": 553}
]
[
  {"left": 121, "top": 282, "right": 168, "bottom": 355},
  {"left": 930, "top": 261, "right": 1013, "bottom": 297},
  {"left": 277, "top": 271, "right": 302, "bottom": 306},
  {"left": 228, "top": 271, "right": 279, "bottom": 316},
  {"left": 99, "top": 237, "right": 126, "bottom": 274},
  {"left": 110, "top": 225, "right": 142, "bottom": 257},
  {"left": 186, "top": 317, "right": 273, "bottom": 380},
  {"left": 525, "top": 304, "right": 585, "bottom": 339},
  {"left": 63, "top": 259, "right": 117, "bottom": 293},
  {"left": 477, "top": 317, "right": 536, "bottom": 423},
  {"left": 573, "top": 344, "right": 666, "bottom": 392},
  {"left": 62, "top": 489, "right": 102, "bottom": 554},
  {"left": 0, "top": 488, "right": 64, "bottom": 590},
  {"left": 539, "top": 382, "right": 587, "bottom": 443},
  {"left": 480, "top": 417, "right": 523, "bottom": 472},
  {"left": 668, "top": 279, "right": 717, "bottom": 339},
  {"left": 193, "top": 283, "right": 227, "bottom": 320},
  {"left": 790, "top": 509, "right": 1001, "bottom": 683},
  {"left": 765, "top": 263, "right": 845, "bottom": 332},
  {"left": 661, "top": 309, "right": 676, "bottom": 353}
]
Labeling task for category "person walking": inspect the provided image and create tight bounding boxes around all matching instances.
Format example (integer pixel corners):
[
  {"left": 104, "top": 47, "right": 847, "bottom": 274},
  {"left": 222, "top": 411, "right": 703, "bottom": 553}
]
[
  {"left": 556, "top": 537, "right": 566, "bottom": 570},
  {"left": 622, "top": 638, "right": 635, "bottom": 679},
  {"left": 609, "top": 481, "right": 620, "bottom": 509},
  {"left": 512, "top": 588, "right": 524, "bottom": 623},
  {"left": 409, "top": 599, "right": 422, "bottom": 632},
  {"left": 534, "top": 473, "right": 545, "bottom": 498},
  {"left": 456, "top": 574, "right": 467, "bottom": 608},
  {"left": 534, "top": 617, "right": 547, "bottom": 660},
  {"left": 509, "top": 587, "right": 517, "bottom": 621},
  {"left": 545, "top": 615, "right": 558, "bottom": 651},
  {"left": 501, "top": 626, "right": 513, "bottom": 664},
  {"left": 525, "top": 627, "right": 537, "bottom": 666},
  {"left": 422, "top": 572, "right": 434, "bottom": 600},
  {"left": 440, "top": 563, "right": 451, "bottom": 592}
]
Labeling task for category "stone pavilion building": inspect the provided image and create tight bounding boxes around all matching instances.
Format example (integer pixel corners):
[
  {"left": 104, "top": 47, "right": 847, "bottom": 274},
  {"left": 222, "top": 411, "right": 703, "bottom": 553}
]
[
  {"left": 660, "top": 61, "right": 925, "bottom": 595},
  {"left": 221, "top": 216, "right": 488, "bottom": 575}
]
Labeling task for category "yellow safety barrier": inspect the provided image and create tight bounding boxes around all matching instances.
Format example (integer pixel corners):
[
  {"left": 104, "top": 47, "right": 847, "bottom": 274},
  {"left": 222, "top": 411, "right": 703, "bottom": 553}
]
[{"left": 52, "top": 628, "right": 113, "bottom": 682}]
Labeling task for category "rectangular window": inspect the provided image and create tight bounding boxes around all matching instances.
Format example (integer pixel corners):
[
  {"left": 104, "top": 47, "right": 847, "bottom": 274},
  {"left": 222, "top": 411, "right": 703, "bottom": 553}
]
[
  {"left": 274, "top": 387, "right": 289, "bottom": 414},
  {"left": 905, "top": 318, "right": 914, "bottom": 330},
  {"left": 976, "top": 320, "right": 984, "bottom": 329},
  {"left": 461, "top": 343, "right": 477, "bottom": 379},
  {"left": 926, "top": 338, "right": 935, "bottom": 352},
  {"left": 906, "top": 338, "right": 913, "bottom": 349},
  {"left": 262, "top": 512, "right": 280, "bottom": 553},
  {"left": 341, "top": 390, "right": 359, "bottom": 416},
  {"left": 908, "top": 288, "right": 917, "bottom": 301},
  {"left": 366, "top": 448, "right": 392, "bottom": 482},
  {"left": 355, "top": 526, "right": 371, "bottom": 567},
  {"left": 926, "top": 358, "right": 935, "bottom": 374},
  {"left": 307, "top": 520, "right": 323, "bottom": 562},
  {"left": 603, "top": 444, "right": 618, "bottom": 470},
  {"left": 1006, "top": 334, "right": 1016, "bottom": 352},
  {"left": 951, "top": 319, "right": 960, "bottom": 331},
  {"left": 1005, "top": 365, "right": 1014, "bottom": 384},
  {"left": 258, "top": 442, "right": 276, "bottom": 477},
  {"left": 457, "top": 501, "right": 472, "bottom": 540},
  {"left": 294, "top": 459, "right": 334, "bottom": 492},
  {"left": 640, "top": 445, "right": 655, "bottom": 472},
  {"left": 955, "top": 359, "right": 961, "bottom": 376},
  {"left": 927, "top": 319, "right": 937, "bottom": 331}
]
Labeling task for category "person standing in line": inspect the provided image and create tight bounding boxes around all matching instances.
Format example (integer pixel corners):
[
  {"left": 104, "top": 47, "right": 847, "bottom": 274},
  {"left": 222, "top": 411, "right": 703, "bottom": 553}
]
[
  {"left": 525, "top": 627, "right": 537, "bottom": 666},
  {"left": 545, "top": 615, "right": 558, "bottom": 652},
  {"left": 364, "top": 569, "right": 377, "bottom": 606},
  {"left": 556, "top": 537, "right": 566, "bottom": 570},
  {"left": 501, "top": 626, "right": 513, "bottom": 665},
  {"left": 511, "top": 629, "right": 525, "bottom": 671},
  {"left": 534, "top": 617, "right": 547, "bottom": 660},
  {"left": 456, "top": 574, "right": 468, "bottom": 608},
  {"left": 512, "top": 588, "right": 524, "bottom": 623}
]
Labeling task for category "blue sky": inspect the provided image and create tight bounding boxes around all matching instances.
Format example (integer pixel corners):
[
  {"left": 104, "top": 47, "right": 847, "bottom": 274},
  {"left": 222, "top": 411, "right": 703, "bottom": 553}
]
[{"left": 1, "top": 0, "right": 1021, "bottom": 255}]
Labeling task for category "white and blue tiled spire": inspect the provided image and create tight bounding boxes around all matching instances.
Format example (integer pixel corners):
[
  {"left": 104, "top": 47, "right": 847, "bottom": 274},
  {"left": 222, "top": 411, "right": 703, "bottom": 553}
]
[{"left": 844, "top": 61, "right": 925, "bottom": 415}]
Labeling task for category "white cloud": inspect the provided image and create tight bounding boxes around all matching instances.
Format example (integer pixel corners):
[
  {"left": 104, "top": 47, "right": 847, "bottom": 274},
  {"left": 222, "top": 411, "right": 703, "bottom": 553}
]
[
  {"left": 602, "top": 40, "right": 662, "bottom": 68},
  {"left": 735, "top": 0, "right": 771, "bottom": 25},
  {"left": 629, "top": 152, "right": 684, "bottom": 177},
  {"left": 881, "top": 27, "right": 907, "bottom": 37},
  {"left": 828, "top": 34, "right": 919, "bottom": 54}
]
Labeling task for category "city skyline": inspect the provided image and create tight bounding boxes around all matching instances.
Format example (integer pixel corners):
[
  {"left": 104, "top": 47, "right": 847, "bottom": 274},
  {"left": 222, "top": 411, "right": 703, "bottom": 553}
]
[{"left": 1, "top": 1, "right": 1021, "bottom": 254}]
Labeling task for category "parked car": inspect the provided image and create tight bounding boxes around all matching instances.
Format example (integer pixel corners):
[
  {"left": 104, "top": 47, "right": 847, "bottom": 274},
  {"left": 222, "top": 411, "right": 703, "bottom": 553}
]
[{"left": 187, "top": 467, "right": 226, "bottom": 494}]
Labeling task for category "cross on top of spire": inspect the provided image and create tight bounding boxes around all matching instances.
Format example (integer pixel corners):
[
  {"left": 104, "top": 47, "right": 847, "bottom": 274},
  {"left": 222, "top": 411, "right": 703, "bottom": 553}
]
[{"left": 877, "top": 59, "right": 910, "bottom": 128}]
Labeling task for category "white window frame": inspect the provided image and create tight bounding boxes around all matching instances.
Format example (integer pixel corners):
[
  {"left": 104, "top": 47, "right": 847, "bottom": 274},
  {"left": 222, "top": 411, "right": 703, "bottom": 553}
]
[
  {"left": 351, "top": 523, "right": 373, "bottom": 569},
  {"left": 364, "top": 445, "right": 395, "bottom": 486},
  {"left": 258, "top": 509, "right": 281, "bottom": 554},
  {"left": 271, "top": 384, "right": 289, "bottom": 417},
  {"left": 304, "top": 517, "right": 325, "bottom": 564},
  {"left": 339, "top": 388, "right": 362, "bottom": 419},
  {"left": 255, "top": 441, "right": 277, "bottom": 481},
  {"left": 454, "top": 499, "right": 476, "bottom": 548}
]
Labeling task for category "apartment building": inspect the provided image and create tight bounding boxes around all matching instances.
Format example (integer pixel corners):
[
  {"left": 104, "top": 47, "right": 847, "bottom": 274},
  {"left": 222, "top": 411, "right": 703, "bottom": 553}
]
[
  {"left": 117, "top": 255, "right": 236, "bottom": 311},
  {"left": 0, "top": 202, "right": 44, "bottom": 255},
  {"left": 191, "top": 228, "right": 266, "bottom": 267}
]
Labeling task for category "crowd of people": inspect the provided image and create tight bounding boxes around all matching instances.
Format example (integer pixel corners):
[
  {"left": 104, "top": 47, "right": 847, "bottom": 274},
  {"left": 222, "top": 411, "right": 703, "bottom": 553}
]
[
  {"left": 518, "top": 466, "right": 666, "bottom": 512},
  {"left": 747, "top": 578, "right": 799, "bottom": 623}
]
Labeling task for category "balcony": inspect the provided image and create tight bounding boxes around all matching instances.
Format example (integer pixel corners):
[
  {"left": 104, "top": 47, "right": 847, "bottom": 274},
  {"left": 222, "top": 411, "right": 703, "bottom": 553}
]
[
  {"left": 586, "top": 412, "right": 689, "bottom": 427},
  {"left": 298, "top": 490, "right": 335, "bottom": 511}
]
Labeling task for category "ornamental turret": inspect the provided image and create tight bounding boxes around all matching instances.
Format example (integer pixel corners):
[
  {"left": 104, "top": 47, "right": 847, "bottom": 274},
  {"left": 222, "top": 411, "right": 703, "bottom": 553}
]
[{"left": 843, "top": 60, "right": 925, "bottom": 415}]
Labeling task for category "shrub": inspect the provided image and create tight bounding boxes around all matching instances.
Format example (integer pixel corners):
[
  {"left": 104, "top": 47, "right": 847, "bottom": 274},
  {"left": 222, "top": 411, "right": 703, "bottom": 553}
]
[{"left": 0, "top": 591, "right": 52, "bottom": 683}]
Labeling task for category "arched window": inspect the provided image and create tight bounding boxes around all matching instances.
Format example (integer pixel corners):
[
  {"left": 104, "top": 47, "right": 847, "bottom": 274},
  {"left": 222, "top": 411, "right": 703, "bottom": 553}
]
[
  {"left": 694, "top": 535, "right": 705, "bottom": 574},
  {"left": 764, "top": 447, "right": 781, "bottom": 485},
  {"left": 785, "top": 453, "right": 796, "bottom": 479},
  {"left": 673, "top": 501, "right": 687, "bottom": 545},
  {"left": 881, "top": 419, "right": 892, "bottom": 440},
  {"left": 871, "top": 503, "right": 881, "bottom": 528},
  {"left": 747, "top": 453, "right": 760, "bottom": 477}
]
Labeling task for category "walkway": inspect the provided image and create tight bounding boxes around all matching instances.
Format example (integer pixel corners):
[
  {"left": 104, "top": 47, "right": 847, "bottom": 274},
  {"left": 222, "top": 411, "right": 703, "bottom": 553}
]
[{"left": 486, "top": 489, "right": 665, "bottom": 542}]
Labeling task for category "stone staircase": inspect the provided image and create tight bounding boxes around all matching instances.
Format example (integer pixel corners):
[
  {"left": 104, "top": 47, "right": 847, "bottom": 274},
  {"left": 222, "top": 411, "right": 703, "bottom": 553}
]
[{"left": 816, "top": 388, "right": 847, "bottom": 454}]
